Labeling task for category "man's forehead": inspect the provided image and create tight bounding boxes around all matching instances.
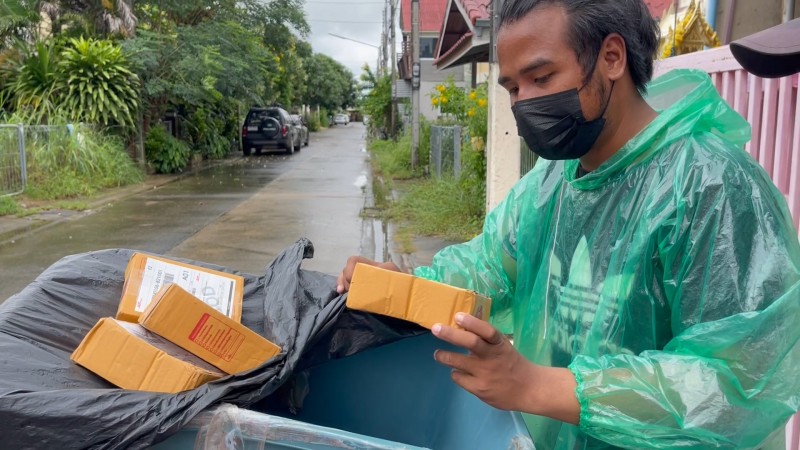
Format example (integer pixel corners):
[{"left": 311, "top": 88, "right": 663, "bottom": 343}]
[{"left": 497, "top": 6, "right": 570, "bottom": 53}]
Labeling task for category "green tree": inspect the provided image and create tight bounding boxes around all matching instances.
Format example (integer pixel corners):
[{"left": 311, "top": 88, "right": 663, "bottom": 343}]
[
  {"left": 360, "top": 64, "right": 396, "bottom": 137},
  {"left": 0, "top": 0, "right": 38, "bottom": 45},
  {"left": 31, "top": 0, "right": 137, "bottom": 38},
  {"left": 304, "top": 53, "right": 355, "bottom": 111}
]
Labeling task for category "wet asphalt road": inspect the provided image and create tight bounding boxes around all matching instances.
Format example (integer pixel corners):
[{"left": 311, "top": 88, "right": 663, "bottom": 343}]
[{"left": 0, "top": 123, "right": 373, "bottom": 303}]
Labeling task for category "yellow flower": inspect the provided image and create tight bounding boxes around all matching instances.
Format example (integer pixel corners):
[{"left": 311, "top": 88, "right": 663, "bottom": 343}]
[
  {"left": 441, "top": 96, "right": 448, "bottom": 104},
  {"left": 469, "top": 91, "right": 477, "bottom": 100},
  {"left": 431, "top": 97, "right": 439, "bottom": 106},
  {"left": 478, "top": 99, "right": 487, "bottom": 108},
  {"left": 436, "top": 85, "right": 446, "bottom": 93},
  {"left": 467, "top": 109, "right": 476, "bottom": 117}
]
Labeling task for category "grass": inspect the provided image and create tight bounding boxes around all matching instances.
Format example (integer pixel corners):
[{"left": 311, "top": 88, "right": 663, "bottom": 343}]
[
  {"left": 367, "top": 127, "right": 484, "bottom": 245},
  {"left": 0, "top": 194, "right": 92, "bottom": 217},
  {"left": 389, "top": 178, "right": 484, "bottom": 242},
  {"left": 24, "top": 125, "right": 144, "bottom": 200},
  {"left": 0, "top": 196, "right": 21, "bottom": 216}
]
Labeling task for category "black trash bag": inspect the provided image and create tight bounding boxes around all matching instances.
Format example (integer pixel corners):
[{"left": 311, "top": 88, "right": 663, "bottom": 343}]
[{"left": 0, "top": 238, "right": 424, "bottom": 450}]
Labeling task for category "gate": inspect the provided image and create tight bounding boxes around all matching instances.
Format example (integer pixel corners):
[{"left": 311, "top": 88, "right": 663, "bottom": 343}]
[
  {"left": 430, "top": 125, "right": 462, "bottom": 178},
  {"left": 0, "top": 125, "right": 25, "bottom": 197}
]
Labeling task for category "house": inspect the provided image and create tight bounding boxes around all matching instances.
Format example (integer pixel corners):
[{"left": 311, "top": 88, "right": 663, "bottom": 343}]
[
  {"left": 397, "top": 0, "right": 472, "bottom": 120},
  {"left": 651, "top": 0, "right": 799, "bottom": 45}
]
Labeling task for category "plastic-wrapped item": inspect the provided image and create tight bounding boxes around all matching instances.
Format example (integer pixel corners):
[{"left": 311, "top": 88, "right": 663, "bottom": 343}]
[
  {"left": 188, "top": 404, "right": 425, "bottom": 450},
  {"left": 0, "top": 239, "right": 423, "bottom": 449}
]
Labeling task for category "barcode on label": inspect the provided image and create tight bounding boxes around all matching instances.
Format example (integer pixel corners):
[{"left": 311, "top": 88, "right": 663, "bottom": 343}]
[{"left": 163, "top": 273, "right": 175, "bottom": 285}]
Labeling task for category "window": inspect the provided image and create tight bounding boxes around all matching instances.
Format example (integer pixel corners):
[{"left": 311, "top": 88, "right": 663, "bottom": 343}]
[{"left": 420, "top": 37, "right": 438, "bottom": 59}]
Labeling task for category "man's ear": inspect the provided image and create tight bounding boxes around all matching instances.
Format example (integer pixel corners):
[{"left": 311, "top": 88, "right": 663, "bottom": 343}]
[{"left": 599, "top": 33, "right": 626, "bottom": 82}]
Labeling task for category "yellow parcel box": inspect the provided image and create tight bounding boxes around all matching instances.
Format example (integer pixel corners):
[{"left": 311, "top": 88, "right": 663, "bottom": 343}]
[
  {"left": 71, "top": 318, "right": 224, "bottom": 393},
  {"left": 139, "top": 284, "right": 282, "bottom": 375},
  {"left": 118, "top": 252, "right": 244, "bottom": 323},
  {"left": 346, "top": 263, "right": 492, "bottom": 330}
]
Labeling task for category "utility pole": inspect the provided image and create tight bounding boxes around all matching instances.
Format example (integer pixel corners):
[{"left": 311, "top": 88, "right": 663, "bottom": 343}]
[
  {"left": 389, "top": 0, "right": 397, "bottom": 135},
  {"left": 381, "top": 0, "right": 389, "bottom": 75},
  {"left": 411, "top": 0, "right": 420, "bottom": 169}
]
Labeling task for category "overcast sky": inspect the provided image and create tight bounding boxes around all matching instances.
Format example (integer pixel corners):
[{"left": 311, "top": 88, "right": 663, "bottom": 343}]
[{"left": 304, "top": 0, "right": 400, "bottom": 78}]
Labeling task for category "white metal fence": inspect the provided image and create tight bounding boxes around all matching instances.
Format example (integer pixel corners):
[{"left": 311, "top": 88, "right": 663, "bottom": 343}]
[
  {"left": 430, "top": 125, "right": 462, "bottom": 178},
  {"left": 0, "top": 125, "right": 26, "bottom": 197}
]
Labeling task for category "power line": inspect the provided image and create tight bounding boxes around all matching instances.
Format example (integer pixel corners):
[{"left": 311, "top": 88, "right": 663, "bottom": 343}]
[
  {"left": 329, "top": 33, "right": 380, "bottom": 48},
  {"left": 308, "top": 19, "right": 383, "bottom": 23}
]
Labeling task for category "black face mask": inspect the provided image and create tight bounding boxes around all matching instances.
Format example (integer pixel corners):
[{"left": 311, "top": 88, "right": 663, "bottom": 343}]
[{"left": 511, "top": 80, "right": 614, "bottom": 160}]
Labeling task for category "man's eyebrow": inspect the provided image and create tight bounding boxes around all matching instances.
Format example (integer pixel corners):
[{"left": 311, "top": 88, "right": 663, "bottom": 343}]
[{"left": 497, "top": 58, "right": 554, "bottom": 86}]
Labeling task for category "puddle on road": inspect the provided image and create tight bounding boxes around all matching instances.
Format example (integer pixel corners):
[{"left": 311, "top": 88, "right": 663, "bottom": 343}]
[
  {"left": 353, "top": 173, "right": 368, "bottom": 189},
  {"left": 359, "top": 206, "right": 389, "bottom": 263}
]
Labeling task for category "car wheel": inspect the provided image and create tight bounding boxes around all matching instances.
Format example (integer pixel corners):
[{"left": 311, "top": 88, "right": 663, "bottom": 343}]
[
  {"left": 285, "top": 139, "right": 295, "bottom": 155},
  {"left": 243, "top": 147, "right": 251, "bottom": 156}
]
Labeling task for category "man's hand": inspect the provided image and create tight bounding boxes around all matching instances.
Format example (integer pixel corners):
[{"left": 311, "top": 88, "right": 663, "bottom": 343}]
[
  {"left": 336, "top": 256, "right": 401, "bottom": 294},
  {"left": 432, "top": 313, "right": 580, "bottom": 424}
]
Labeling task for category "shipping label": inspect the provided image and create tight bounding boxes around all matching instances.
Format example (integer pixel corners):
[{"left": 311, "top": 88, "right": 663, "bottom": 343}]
[{"left": 135, "top": 258, "right": 237, "bottom": 317}]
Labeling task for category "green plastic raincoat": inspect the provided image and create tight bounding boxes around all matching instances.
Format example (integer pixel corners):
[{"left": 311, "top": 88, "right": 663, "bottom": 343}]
[{"left": 415, "top": 69, "right": 800, "bottom": 449}]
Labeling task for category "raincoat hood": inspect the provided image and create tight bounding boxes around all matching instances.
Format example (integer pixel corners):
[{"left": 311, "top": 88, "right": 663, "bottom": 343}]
[{"left": 564, "top": 69, "right": 751, "bottom": 190}]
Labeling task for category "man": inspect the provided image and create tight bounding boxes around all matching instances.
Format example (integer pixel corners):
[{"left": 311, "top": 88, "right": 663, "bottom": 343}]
[{"left": 338, "top": 0, "right": 800, "bottom": 448}]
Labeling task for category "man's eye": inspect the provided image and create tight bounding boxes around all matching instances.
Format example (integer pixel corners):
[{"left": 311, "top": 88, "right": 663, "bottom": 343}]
[
  {"left": 535, "top": 73, "right": 553, "bottom": 84},
  {"left": 508, "top": 87, "right": 519, "bottom": 95}
]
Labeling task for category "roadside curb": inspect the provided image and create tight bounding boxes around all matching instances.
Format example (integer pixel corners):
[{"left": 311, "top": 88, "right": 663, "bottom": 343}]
[{"left": 0, "top": 156, "right": 244, "bottom": 246}]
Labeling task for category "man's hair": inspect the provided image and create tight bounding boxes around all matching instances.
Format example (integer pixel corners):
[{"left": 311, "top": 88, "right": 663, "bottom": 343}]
[{"left": 499, "top": 0, "right": 661, "bottom": 95}]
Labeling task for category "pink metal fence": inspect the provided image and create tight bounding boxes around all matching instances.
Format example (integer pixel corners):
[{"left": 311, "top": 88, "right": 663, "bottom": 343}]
[
  {"left": 655, "top": 45, "right": 800, "bottom": 450},
  {"left": 655, "top": 46, "right": 800, "bottom": 229}
]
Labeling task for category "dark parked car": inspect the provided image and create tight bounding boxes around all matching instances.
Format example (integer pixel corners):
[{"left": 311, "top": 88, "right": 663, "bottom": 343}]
[
  {"left": 290, "top": 114, "right": 309, "bottom": 147},
  {"left": 242, "top": 107, "right": 300, "bottom": 155}
]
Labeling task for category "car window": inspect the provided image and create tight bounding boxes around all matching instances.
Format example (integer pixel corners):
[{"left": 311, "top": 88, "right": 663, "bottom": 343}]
[{"left": 246, "top": 110, "right": 282, "bottom": 125}]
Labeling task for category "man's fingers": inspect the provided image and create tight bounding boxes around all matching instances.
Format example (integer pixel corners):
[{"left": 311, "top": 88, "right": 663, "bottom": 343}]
[
  {"left": 337, "top": 256, "right": 369, "bottom": 293},
  {"left": 455, "top": 313, "right": 504, "bottom": 346},
  {"left": 432, "top": 323, "right": 489, "bottom": 354},
  {"left": 434, "top": 349, "right": 473, "bottom": 373},
  {"left": 337, "top": 257, "right": 401, "bottom": 294}
]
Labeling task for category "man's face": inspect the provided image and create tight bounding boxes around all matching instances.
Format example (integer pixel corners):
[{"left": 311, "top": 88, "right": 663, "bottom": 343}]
[{"left": 497, "top": 5, "right": 605, "bottom": 118}]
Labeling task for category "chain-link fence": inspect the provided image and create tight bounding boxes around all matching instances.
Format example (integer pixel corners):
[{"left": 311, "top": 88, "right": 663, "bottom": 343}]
[
  {"left": 0, "top": 125, "right": 26, "bottom": 197},
  {"left": 430, "top": 125, "right": 462, "bottom": 178}
]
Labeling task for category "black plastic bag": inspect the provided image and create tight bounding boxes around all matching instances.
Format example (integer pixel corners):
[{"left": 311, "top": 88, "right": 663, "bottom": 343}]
[{"left": 0, "top": 239, "right": 423, "bottom": 449}]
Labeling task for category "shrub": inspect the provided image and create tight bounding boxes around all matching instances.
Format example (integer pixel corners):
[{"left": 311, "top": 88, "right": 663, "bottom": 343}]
[
  {"left": 145, "top": 125, "right": 190, "bottom": 174},
  {"left": 305, "top": 112, "right": 320, "bottom": 132},
  {"left": 0, "top": 40, "right": 62, "bottom": 123},
  {"left": 185, "top": 106, "right": 229, "bottom": 160},
  {"left": 57, "top": 37, "right": 139, "bottom": 127}
]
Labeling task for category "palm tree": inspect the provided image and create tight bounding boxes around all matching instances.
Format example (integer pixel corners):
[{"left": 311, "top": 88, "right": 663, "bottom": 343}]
[
  {"left": 36, "top": 0, "right": 137, "bottom": 38},
  {"left": 0, "top": 0, "right": 38, "bottom": 46}
]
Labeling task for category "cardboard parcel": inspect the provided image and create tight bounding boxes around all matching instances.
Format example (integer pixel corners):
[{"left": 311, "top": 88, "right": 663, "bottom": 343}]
[
  {"left": 70, "top": 318, "right": 224, "bottom": 393},
  {"left": 117, "top": 252, "right": 244, "bottom": 323},
  {"left": 140, "top": 283, "right": 282, "bottom": 375},
  {"left": 346, "top": 263, "right": 492, "bottom": 330}
]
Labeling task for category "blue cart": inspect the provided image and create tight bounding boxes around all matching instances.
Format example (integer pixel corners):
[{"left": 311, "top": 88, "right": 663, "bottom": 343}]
[{"left": 154, "top": 333, "right": 534, "bottom": 449}]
